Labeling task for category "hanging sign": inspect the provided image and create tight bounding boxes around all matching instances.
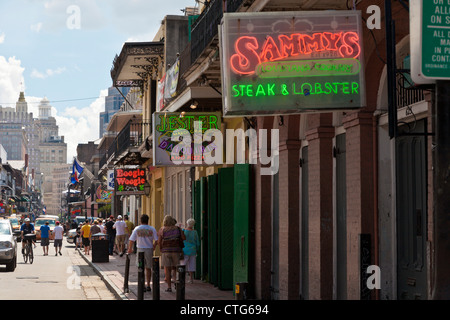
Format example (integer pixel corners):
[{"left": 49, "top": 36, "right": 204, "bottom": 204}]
[
  {"left": 114, "top": 168, "right": 146, "bottom": 195},
  {"left": 219, "top": 11, "right": 366, "bottom": 116},
  {"left": 152, "top": 112, "right": 222, "bottom": 166}
]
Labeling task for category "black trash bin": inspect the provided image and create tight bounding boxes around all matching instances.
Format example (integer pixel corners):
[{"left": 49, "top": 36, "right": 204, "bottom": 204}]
[{"left": 91, "top": 233, "right": 109, "bottom": 263}]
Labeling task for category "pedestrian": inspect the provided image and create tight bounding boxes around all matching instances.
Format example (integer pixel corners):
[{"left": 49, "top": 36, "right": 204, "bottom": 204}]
[
  {"left": 128, "top": 214, "right": 158, "bottom": 292},
  {"left": 113, "top": 215, "right": 128, "bottom": 257},
  {"left": 105, "top": 216, "right": 116, "bottom": 255},
  {"left": 75, "top": 223, "right": 82, "bottom": 250},
  {"left": 90, "top": 220, "right": 101, "bottom": 237},
  {"left": 181, "top": 218, "right": 200, "bottom": 284},
  {"left": 40, "top": 221, "right": 50, "bottom": 256},
  {"left": 124, "top": 214, "right": 135, "bottom": 253},
  {"left": 97, "top": 219, "right": 105, "bottom": 234},
  {"left": 52, "top": 221, "right": 64, "bottom": 256},
  {"left": 80, "top": 220, "right": 91, "bottom": 255},
  {"left": 157, "top": 215, "right": 185, "bottom": 292}
]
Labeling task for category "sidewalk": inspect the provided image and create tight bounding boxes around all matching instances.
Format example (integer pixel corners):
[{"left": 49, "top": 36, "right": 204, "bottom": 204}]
[{"left": 77, "top": 249, "right": 234, "bottom": 300}]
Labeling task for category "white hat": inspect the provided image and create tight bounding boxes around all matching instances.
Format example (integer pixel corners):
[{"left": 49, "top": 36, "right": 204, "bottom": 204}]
[
  {"left": 24, "top": 218, "right": 30, "bottom": 222},
  {"left": 117, "top": 215, "right": 122, "bottom": 220}
]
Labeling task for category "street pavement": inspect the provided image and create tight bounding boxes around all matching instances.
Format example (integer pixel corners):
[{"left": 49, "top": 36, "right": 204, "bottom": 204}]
[
  {"left": 0, "top": 238, "right": 116, "bottom": 300},
  {"left": 78, "top": 249, "right": 234, "bottom": 300}
]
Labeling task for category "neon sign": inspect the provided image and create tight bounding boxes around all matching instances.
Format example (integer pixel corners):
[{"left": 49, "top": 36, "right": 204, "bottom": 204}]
[
  {"left": 219, "top": 11, "right": 366, "bottom": 115},
  {"left": 115, "top": 168, "right": 146, "bottom": 195},
  {"left": 152, "top": 112, "right": 222, "bottom": 166}
]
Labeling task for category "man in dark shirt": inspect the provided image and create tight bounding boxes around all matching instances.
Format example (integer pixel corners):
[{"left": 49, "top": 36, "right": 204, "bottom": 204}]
[{"left": 105, "top": 216, "right": 116, "bottom": 255}]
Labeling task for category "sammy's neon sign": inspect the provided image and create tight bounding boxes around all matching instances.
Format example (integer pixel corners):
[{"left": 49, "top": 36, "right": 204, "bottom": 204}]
[
  {"left": 230, "top": 32, "right": 361, "bottom": 75},
  {"left": 219, "top": 11, "right": 366, "bottom": 115}
]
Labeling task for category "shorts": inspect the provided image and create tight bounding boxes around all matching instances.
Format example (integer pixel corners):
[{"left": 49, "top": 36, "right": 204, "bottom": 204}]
[
  {"left": 82, "top": 237, "right": 90, "bottom": 247},
  {"left": 136, "top": 248, "right": 153, "bottom": 269},
  {"left": 41, "top": 238, "right": 50, "bottom": 246},
  {"left": 161, "top": 252, "right": 180, "bottom": 268},
  {"left": 181, "top": 255, "right": 196, "bottom": 272},
  {"left": 54, "top": 239, "right": 63, "bottom": 247},
  {"left": 116, "top": 234, "right": 126, "bottom": 246}
]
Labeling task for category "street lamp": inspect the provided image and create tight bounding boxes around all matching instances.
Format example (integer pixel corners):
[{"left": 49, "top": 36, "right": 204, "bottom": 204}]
[{"left": 143, "top": 181, "right": 151, "bottom": 197}]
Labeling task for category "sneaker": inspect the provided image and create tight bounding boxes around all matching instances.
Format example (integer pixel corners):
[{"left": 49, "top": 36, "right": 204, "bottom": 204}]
[
  {"left": 59, "top": 252, "right": 62, "bottom": 256},
  {"left": 55, "top": 253, "right": 58, "bottom": 256}
]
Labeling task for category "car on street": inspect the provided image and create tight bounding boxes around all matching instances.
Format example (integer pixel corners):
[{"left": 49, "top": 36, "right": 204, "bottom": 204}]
[
  {"left": 7, "top": 216, "right": 20, "bottom": 232},
  {"left": 0, "top": 219, "right": 18, "bottom": 271},
  {"left": 34, "top": 215, "right": 58, "bottom": 240},
  {"left": 67, "top": 228, "right": 77, "bottom": 244}
]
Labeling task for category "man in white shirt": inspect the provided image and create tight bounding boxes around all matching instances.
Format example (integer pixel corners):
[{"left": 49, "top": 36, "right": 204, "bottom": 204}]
[
  {"left": 52, "top": 221, "right": 65, "bottom": 256},
  {"left": 113, "top": 215, "right": 128, "bottom": 257},
  {"left": 128, "top": 214, "right": 158, "bottom": 292}
]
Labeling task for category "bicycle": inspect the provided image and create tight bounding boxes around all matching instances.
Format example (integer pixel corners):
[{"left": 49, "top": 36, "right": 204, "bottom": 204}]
[{"left": 23, "top": 234, "right": 35, "bottom": 264}]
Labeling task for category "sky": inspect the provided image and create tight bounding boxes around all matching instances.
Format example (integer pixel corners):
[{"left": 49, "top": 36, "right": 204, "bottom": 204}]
[{"left": 0, "top": 0, "right": 196, "bottom": 163}]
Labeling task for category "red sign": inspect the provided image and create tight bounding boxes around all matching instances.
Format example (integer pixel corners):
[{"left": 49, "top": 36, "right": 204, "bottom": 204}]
[{"left": 115, "top": 168, "right": 146, "bottom": 195}]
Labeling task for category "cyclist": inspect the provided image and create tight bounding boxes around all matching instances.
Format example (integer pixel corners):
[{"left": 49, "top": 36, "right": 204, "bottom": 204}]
[{"left": 20, "top": 218, "right": 35, "bottom": 254}]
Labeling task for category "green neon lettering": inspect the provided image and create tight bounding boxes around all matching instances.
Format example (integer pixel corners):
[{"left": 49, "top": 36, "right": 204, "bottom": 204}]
[
  {"left": 232, "top": 85, "right": 240, "bottom": 97},
  {"left": 239, "top": 85, "right": 246, "bottom": 96},
  {"left": 281, "top": 84, "right": 289, "bottom": 95},
  {"left": 342, "top": 82, "right": 350, "bottom": 94},
  {"left": 256, "top": 84, "right": 266, "bottom": 96},
  {"left": 246, "top": 85, "right": 254, "bottom": 97},
  {"left": 209, "top": 115, "right": 218, "bottom": 129},
  {"left": 351, "top": 82, "right": 359, "bottom": 94},
  {"left": 268, "top": 84, "right": 275, "bottom": 96},
  {"left": 314, "top": 83, "right": 323, "bottom": 95}
]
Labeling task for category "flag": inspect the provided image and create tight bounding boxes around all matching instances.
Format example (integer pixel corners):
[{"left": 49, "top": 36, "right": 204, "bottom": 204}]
[{"left": 71, "top": 158, "right": 84, "bottom": 184}]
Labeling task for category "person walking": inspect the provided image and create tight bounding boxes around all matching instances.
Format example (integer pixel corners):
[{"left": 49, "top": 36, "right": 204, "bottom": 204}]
[
  {"left": 52, "top": 221, "right": 64, "bottom": 256},
  {"left": 40, "top": 221, "right": 50, "bottom": 256},
  {"left": 157, "top": 215, "right": 185, "bottom": 292},
  {"left": 181, "top": 218, "right": 200, "bottom": 284},
  {"left": 80, "top": 220, "right": 91, "bottom": 255},
  {"left": 105, "top": 216, "right": 116, "bottom": 255},
  {"left": 113, "top": 215, "right": 128, "bottom": 257},
  {"left": 90, "top": 220, "right": 101, "bottom": 237},
  {"left": 124, "top": 214, "right": 135, "bottom": 253},
  {"left": 75, "top": 223, "right": 82, "bottom": 250},
  {"left": 97, "top": 219, "right": 105, "bottom": 234},
  {"left": 128, "top": 214, "right": 158, "bottom": 292}
]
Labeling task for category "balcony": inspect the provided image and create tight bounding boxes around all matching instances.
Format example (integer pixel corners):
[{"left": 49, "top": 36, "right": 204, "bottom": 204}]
[
  {"left": 100, "top": 121, "right": 152, "bottom": 171},
  {"left": 190, "top": 0, "right": 245, "bottom": 65}
]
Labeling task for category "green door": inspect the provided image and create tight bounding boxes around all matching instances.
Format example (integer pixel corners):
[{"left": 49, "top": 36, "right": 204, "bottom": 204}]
[
  {"left": 193, "top": 180, "right": 202, "bottom": 279},
  {"left": 218, "top": 167, "right": 234, "bottom": 290},
  {"left": 233, "top": 164, "right": 251, "bottom": 288},
  {"left": 200, "top": 177, "right": 208, "bottom": 280},
  {"left": 208, "top": 174, "right": 218, "bottom": 286}
]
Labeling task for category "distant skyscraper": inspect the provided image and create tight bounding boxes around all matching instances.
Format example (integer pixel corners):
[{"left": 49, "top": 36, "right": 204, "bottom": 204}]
[{"left": 99, "top": 86, "right": 131, "bottom": 138}]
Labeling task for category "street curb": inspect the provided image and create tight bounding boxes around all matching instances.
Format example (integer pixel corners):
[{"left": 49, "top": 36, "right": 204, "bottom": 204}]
[{"left": 76, "top": 249, "right": 128, "bottom": 300}]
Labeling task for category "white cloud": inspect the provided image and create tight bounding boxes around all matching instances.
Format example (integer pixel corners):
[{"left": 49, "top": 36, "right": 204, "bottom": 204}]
[
  {"left": 0, "top": 56, "right": 25, "bottom": 107},
  {"left": 30, "top": 22, "right": 43, "bottom": 33},
  {"left": 0, "top": 33, "right": 5, "bottom": 44},
  {"left": 30, "top": 66, "right": 66, "bottom": 79},
  {"left": 55, "top": 89, "right": 107, "bottom": 162}
]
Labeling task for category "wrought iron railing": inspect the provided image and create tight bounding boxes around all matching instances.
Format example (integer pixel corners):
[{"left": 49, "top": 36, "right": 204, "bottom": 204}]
[{"left": 191, "top": 0, "right": 244, "bottom": 65}]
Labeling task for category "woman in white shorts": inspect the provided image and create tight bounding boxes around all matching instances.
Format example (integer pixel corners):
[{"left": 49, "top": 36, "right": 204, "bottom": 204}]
[{"left": 181, "top": 218, "right": 200, "bottom": 283}]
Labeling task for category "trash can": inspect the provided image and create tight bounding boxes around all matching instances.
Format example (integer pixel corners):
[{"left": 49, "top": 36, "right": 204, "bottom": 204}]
[{"left": 91, "top": 233, "right": 109, "bottom": 263}]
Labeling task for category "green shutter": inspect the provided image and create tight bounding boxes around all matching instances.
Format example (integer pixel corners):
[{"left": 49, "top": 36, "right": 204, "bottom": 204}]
[
  {"left": 200, "top": 177, "right": 208, "bottom": 280},
  {"left": 193, "top": 180, "right": 202, "bottom": 279},
  {"left": 208, "top": 174, "right": 218, "bottom": 286},
  {"left": 233, "top": 164, "right": 251, "bottom": 286},
  {"left": 218, "top": 167, "right": 234, "bottom": 290}
]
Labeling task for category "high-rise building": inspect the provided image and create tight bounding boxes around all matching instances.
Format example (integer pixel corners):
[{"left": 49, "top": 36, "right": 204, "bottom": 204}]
[{"left": 99, "top": 86, "right": 131, "bottom": 138}]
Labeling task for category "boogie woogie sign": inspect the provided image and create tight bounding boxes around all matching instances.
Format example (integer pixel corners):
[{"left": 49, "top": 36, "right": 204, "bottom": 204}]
[{"left": 219, "top": 11, "right": 366, "bottom": 115}]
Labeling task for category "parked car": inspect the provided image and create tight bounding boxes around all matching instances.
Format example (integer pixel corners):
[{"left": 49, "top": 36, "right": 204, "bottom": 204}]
[
  {"left": 67, "top": 228, "right": 77, "bottom": 244},
  {"left": 7, "top": 216, "right": 20, "bottom": 232},
  {"left": 0, "top": 219, "right": 18, "bottom": 271},
  {"left": 34, "top": 216, "right": 58, "bottom": 240}
]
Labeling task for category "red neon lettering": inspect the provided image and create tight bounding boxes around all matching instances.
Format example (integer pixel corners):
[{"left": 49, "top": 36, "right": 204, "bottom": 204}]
[
  {"left": 230, "top": 36, "right": 260, "bottom": 75},
  {"left": 302, "top": 33, "right": 325, "bottom": 54},
  {"left": 339, "top": 31, "right": 361, "bottom": 59},
  {"left": 259, "top": 36, "right": 282, "bottom": 62},
  {"left": 230, "top": 31, "right": 361, "bottom": 75},
  {"left": 322, "top": 32, "right": 342, "bottom": 51},
  {"left": 278, "top": 34, "right": 303, "bottom": 59}
]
